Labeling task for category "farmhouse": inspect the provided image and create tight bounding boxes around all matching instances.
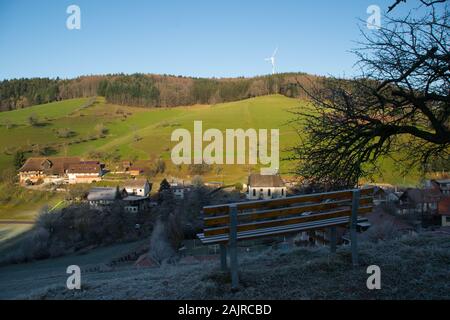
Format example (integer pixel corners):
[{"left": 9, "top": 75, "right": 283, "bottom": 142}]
[
  {"left": 19, "top": 157, "right": 81, "bottom": 185},
  {"left": 246, "top": 173, "right": 286, "bottom": 200},
  {"left": 67, "top": 161, "right": 103, "bottom": 184},
  {"left": 123, "top": 179, "right": 152, "bottom": 197}
]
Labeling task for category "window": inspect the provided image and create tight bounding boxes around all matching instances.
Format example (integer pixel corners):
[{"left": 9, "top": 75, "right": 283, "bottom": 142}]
[
  {"left": 268, "top": 189, "right": 271, "bottom": 196},
  {"left": 446, "top": 217, "right": 450, "bottom": 223}
]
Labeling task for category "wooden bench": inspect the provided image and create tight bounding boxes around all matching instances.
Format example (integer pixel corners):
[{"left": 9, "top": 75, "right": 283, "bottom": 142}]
[{"left": 197, "top": 188, "right": 374, "bottom": 289}]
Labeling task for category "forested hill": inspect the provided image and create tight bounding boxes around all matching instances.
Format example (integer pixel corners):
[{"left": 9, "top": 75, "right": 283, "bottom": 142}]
[{"left": 0, "top": 73, "right": 320, "bottom": 111}]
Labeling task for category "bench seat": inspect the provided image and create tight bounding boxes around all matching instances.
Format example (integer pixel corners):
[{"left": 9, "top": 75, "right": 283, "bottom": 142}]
[{"left": 197, "top": 215, "right": 367, "bottom": 245}]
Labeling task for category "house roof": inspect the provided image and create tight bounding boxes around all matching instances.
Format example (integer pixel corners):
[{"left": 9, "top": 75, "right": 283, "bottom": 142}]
[
  {"left": 400, "top": 188, "right": 442, "bottom": 203},
  {"left": 434, "top": 179, "right": 450, "bottom": 185},
  {"left": 123, "top": 179, "right": 149, "bottom": 189},
  {"left": 123, "top": 195, "right": 149, "bottom": 202},
  {"left": 248, "top": 174, "right": 285, "bottom": 188},
  {"left": 19, "top": 157, "right": 81, "bottom": 175},
  {"left": 67, "top": 161, "right": 101, "bottom": 174},
  {"left": 433, "top": 179, "right": 450, "bottom": 190},
  {"left": 87, "top": 187, "right": 122, "bottom": 201}
]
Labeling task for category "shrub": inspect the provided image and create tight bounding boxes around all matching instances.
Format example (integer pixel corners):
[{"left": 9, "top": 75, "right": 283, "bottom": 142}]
[
  {"left": 154, "top": 158, "right": 166, "bottom": 174},
  {"left": 56, "top": 128, "right": 76, "bottom": 138},
  {"left": 27, "top": 114, "right": 39, "bottom": 126},
  {"left": 189, "top": 163, "right": 211, "bottom": 175},
  {"left": 362, "top": 221, "right": 398, "bottom": 243},
  {"left": 191, "top": 175, "right": 204, "bottom": 187}
]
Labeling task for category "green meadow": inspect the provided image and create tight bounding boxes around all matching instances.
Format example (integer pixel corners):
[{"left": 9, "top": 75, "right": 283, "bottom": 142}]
[
  {"left": 0, "top": 94, "right": 421, "bottom": 186},
  {"left": 0, "top": 94, "right": 424, "bottom": 232}
]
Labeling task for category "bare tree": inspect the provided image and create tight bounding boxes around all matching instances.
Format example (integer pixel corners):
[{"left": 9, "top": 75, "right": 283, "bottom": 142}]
[{"left": 291, "top": 1, "right": 449, "bottom": 188}]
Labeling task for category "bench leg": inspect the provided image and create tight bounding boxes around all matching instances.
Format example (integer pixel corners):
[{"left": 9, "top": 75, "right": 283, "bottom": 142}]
[
  {"left": 330, "top": 226, "right": 337, "bottom": 253},
  {"left": 351, "top": 190, "right": 360, "bottom": 266},
  {"left": 220, "top": 244, "right": 227, "bottom": 271},
  {"left": 229, "top": 205, "right": 239, "bottom": 290}
]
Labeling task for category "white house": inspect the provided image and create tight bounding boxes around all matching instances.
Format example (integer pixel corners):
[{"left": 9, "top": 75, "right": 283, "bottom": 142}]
[
  {"left": 123, "top": 179, "right": 151, "bottom": 197},
  {"left": 246, "top": 174, "right": 286, "bottom": 200}
]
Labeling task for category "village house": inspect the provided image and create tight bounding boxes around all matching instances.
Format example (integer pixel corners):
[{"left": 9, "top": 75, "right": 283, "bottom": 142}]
[
  {"left": 67, "top": 161, "right": 103, "bottom": 184},
  {"left": 123, "top": 195, "right": 150, "bottom": 213},
  {"left": 127, "top": 167, "right": 143, "bottom": 176},
  {"left": 172, "top": 185, "right": 191, "bottom": 200},
  {"left": 431, "top": 179, "right": 450, "bottom": 196},
  {"left": 87, "top": 187, "right": 127, "bottom": 207},
  {"left": 123, "top": 179, "right": 152, "bottom": 197},
  {"left": 168, "top": 179, "right": 192, "bottom": 200},
  {"left": 18, "top": 157, "right": 81, "bottom": 185},
  {"left": 246, "top": 173, "right": 286, "bottom": 200},
  {"left": 438, "top": 196, "right": 450, "bottom": 227},
  {"left": 372, "top": 186, "right": 401, "bottom": 205},
  {"left": 87, "top": 186, "right": 150, "bottom": 213},
  {"left": 397, "top": 188, "right": 442, "bottom": 215},
  {"left": 121, "top": 160, "right": 148, "bottom": 176}
]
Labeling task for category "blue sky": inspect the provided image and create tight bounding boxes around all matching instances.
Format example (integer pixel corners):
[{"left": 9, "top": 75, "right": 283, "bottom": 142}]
[{"left": 0, "top": 0, "right": 424, "bottom": 80}]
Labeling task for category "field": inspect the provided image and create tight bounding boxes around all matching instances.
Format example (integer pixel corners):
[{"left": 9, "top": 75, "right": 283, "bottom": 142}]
[
  {"left": 0, "top": 95, "right": 421, "bottom": 224},
  {"left": 0, "top": 95, "right": 421, "bottom": 183}
]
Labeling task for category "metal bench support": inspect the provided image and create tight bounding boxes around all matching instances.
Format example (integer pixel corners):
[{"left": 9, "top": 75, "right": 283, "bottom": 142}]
[
  {"left": 220, "top": 244, "right": 227, "bottom": 271},
  {"left": 229, "top": 204, "right": 239, "bottom": 290},
  {"left": 350, "top": 190, "right": 360, "bottom": 266},
  {"left": 330, "top": 226, "right": 337, "bottom": 253}
]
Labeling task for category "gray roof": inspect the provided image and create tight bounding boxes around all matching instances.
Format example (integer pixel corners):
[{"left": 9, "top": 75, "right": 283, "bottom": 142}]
[
  {"left": 248, "top": 174, "right": 285, "bottom": 188},
  {"left": 123, "top": 179, "right": 149, "bottom": 189},
  {"left": 87, "top": 187, "right": 118, "bottom": 201},
  {"left": 123, "top": 195, "right": 149, "bottom": 201}
]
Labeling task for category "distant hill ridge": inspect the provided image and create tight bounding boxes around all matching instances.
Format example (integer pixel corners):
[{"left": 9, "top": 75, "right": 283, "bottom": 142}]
[{"left": 0, "top": 72, "right": 321, "bottom": 111}]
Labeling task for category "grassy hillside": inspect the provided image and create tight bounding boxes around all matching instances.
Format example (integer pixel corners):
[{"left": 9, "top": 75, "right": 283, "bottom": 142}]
[
  {"left": 0, "top": 232, "right": 449, "bottom": 299},
  {"left": 0, "top": 95, "right": 421, "bottom": 186}
]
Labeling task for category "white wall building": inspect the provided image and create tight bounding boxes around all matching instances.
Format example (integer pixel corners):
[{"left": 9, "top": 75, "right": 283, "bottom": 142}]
[
  {"left": 123, "top": 179, "right": 151, "bottom": 197},
  {"left": 246, "top": 174, "right": 286, "bottom": 200}
]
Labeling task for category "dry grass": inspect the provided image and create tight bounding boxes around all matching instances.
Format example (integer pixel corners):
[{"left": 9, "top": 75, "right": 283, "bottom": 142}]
[{"left": 6, "top": 232, "right": 449, "bottom": 300}]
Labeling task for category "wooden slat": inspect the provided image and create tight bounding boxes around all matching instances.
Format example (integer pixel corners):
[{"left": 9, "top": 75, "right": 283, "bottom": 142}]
[
  {"left": 198, "top": 216, "right": 369, "bottom": 244},
  {"left": 204, "top": 196, "right": 373, "bottom": 227},
  {"left": 204, "top": 205, "right": 373, "bottom": 237},
  {"left": 203, "top": 188, "right": 374, "bottom": 215},
  {"left": 200, "top": 216, "right": 351, "bottom": 242}
]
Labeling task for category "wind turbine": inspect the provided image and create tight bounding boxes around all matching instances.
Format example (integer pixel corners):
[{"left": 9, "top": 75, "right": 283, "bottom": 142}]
[{"left": 265, "top": 47, "right": 278, "bottom": 75}]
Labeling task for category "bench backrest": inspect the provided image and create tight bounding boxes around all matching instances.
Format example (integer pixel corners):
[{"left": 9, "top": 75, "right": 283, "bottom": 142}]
[{"left": 201, "top": 188, "right": 374, "bottom": 238}]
